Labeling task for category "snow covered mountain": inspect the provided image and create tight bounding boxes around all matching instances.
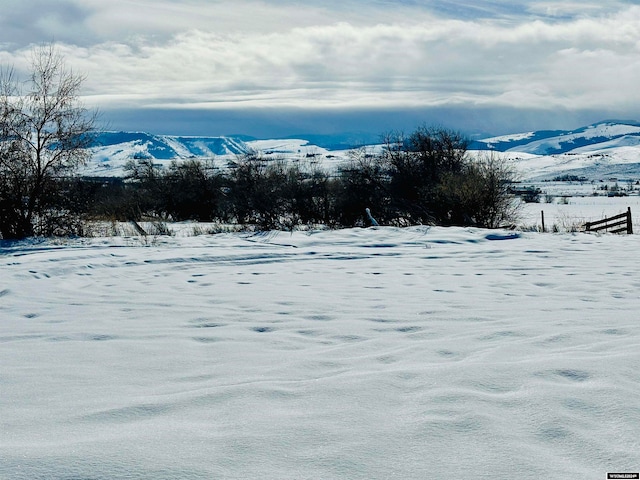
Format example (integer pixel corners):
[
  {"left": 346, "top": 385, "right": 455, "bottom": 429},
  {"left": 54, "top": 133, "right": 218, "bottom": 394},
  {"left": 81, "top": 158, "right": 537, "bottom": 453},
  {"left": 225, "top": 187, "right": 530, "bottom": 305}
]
[
  {"left": 471, "top": 120, "right": 640, "bottom": 155},
  {"left": 93, "top": 131, "right": 249, "bottom": 158},
  {"left": 469, "top": 121, "right": 640, "bottom": 181},
  {"left": 87, "top": 131, "right": 250, "bottom": 175},
  {"left": 85, "top": 121, "right": 640, "bottom": 181},
  {"left": 85, "top": 132, "right": 357, "bottom": 176}
]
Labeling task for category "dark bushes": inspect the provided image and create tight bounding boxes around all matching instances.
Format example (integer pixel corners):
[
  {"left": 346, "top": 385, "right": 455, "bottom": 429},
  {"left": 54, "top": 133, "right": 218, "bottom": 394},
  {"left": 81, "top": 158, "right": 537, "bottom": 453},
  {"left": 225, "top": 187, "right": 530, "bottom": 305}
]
[
  {"left": 338, "top": 127, "right": 518, "bottom": 228},
  {"left": 228, "top": 153, "right": 333, "bottom": 230},
  {"left": 383, "top": 127, "right": 469, "bottom": 224},
  {"left": 121, "top": 159, "right": 226, "bottom": 222},
  {"left": 335, "top": 148, "right": 390, "bottom": 226}
]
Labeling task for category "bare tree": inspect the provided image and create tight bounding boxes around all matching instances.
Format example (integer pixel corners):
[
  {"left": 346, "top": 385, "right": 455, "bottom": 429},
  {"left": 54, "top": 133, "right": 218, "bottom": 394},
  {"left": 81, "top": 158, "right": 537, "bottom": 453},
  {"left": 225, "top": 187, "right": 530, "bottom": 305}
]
[{"left": 0, "top": 44, "right": 96, "bottom": 239}]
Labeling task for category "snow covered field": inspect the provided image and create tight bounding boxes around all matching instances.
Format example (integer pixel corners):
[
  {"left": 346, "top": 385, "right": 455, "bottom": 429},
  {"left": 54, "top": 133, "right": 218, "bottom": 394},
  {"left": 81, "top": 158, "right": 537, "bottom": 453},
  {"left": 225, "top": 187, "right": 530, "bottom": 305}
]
[
  {"left": 2, "top": 227, "right": 639, "bottom": 478},
  {"left": 520, "top": 194, "right": 640, "bottom": 232}
]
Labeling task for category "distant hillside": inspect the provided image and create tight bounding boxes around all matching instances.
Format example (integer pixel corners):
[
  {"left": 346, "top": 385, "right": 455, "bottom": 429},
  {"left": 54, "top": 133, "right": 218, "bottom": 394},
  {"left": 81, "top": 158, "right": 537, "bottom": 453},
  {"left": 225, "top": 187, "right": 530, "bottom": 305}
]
[
  {"left": 85, "top": 132, "right": 360, "bottom": 176},
  {"left": 470, "top": 120, "right": 640, "bottom": 155},
  {"left": 83, "top": 121, "right": 640, "bottom": 181},
  {"left": 93, "top": 132, "right": 249, "bottom": 157},
  {"left": 87, "top": 132, "right": 250, "bottom": 175}
]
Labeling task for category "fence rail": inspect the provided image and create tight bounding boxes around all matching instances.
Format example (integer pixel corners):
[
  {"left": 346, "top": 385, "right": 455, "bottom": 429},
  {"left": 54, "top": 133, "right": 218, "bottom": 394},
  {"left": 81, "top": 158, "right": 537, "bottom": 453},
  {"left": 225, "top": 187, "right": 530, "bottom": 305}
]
[{"left": 585, "top": 207, "right": 633, "bottom": 234}]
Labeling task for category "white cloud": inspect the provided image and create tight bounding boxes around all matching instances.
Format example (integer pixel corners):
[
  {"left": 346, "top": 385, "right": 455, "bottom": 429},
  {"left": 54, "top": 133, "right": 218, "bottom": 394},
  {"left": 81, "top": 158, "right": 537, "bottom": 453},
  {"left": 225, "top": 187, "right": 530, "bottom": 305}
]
[
  {"left": 2, "top": 0, "right": 640, "bottom": 134},
  {"left": 63, "top": 7, "right": 640, "bottom": 110}
]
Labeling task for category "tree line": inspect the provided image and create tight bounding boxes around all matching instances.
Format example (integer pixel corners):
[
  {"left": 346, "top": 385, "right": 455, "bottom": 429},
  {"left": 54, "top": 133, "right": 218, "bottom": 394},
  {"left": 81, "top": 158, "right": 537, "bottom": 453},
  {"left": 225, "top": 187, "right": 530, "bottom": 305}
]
[{"left": 0, "top": 45, "right": 518, "bottom": 240}]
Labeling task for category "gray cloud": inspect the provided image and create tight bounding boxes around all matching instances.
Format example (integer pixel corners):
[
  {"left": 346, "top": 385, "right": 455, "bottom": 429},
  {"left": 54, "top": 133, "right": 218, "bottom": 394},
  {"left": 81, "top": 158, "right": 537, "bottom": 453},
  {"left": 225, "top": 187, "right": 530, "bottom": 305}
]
[
  {"left": 0, "top": 0, "right": 94, "bottom": 48},
  {"left": 2, "top": 0, "right": 639, "bottom": 136},
  {"left": 100, "top": 104, "right": 620, "bottom": 139}
]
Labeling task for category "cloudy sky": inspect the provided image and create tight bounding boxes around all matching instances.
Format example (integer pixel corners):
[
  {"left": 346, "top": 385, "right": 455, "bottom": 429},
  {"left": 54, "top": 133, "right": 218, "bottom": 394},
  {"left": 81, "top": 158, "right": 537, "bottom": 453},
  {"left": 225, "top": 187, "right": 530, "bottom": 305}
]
[{"left": 1, "top": 0, "right": 639, "bottom": 139}]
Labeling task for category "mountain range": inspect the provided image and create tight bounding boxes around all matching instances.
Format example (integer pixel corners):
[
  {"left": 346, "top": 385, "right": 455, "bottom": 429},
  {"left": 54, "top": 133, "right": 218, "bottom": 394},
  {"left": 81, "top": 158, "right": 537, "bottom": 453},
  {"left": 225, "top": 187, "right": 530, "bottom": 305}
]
[
  {"left": 86, "top": 121, "right": 640, "bottom": 181},
  {"left": 469, "top": 120, "right": 640, "bottom": 154}
]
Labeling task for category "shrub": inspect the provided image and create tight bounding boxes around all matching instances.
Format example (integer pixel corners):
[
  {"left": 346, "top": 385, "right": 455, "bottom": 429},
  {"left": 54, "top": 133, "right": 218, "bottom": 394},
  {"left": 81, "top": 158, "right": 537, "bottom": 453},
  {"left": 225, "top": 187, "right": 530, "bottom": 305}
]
[
  {"left": 460, "top": 152, "right": 520, "bottom": 228},
  {"left": 162, "top": 159, "right": 224, "bottom": 221},
  {"left": 335, "top": 148, "right": 390, "bottom": 226},
  {"left": 122, "top": 158, "right": 226, "bottom": 222},
  {"left": 227, "top": 153, "right": 334, "bottom": 230},
  {"left": 384, "top": 127, "right": 469, "bottom": 224}
]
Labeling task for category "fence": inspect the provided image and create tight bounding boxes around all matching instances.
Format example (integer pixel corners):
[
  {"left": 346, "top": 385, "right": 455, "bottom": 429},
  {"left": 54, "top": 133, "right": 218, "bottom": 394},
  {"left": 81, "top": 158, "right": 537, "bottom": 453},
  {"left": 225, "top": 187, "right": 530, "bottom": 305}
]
[{"left": 585, "top": 207, "right": 633, "bottom": 234}]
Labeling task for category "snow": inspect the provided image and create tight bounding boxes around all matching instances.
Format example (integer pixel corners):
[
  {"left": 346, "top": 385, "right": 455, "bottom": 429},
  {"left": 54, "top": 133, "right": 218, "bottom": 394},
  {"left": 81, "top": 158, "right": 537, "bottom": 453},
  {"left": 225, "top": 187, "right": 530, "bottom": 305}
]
[
  {"left": 243, "top": 138, "right": 358, "bottom": 171},
  {"left": 520, "top": 194, "right": 640, "bottom": 231},
  {"left": 579, "top": 123, "right": 640, "bottom": 139},
  {"left": 481, "top": 131, "right": 536, "bottom": 144},
  {"left": 82, "top": 122, "right": 640, "bottom": 181},
  {"left": 505, "top": 125, "right": 640, "bottom": 156},
  {"left": 246, "top": 138, "right": 312, "bottom": 153},
  {"left": 85, "top": 132, "right": 251, "bottom": 176},
  {"left": 472, "top": 122, "right": 640, "bottom": 157},
  {"left": 2, "top": 226, "right": 639, "bottom": 478},
  {"left": 504, "top": 147, "right": 640, "bottom": 181}
]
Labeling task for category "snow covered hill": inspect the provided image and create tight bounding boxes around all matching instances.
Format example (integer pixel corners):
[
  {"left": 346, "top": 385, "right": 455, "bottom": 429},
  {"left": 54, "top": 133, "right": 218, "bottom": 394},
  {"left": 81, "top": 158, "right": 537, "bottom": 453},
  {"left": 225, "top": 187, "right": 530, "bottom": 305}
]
[
  {"left": 87, "top": 131, "right": 250, "bottom": 176},
  {"left": 468, "top": 121, "right": 640, "bottom": 181},
  {"left": 85, "top": 132, "right": 358, "bottom": 176},
  {"left": 471, "top": 120, "right": 640, "bottom": 155},
  {"left": 85, "top": 121, "right": 640, "bottom": 181}
]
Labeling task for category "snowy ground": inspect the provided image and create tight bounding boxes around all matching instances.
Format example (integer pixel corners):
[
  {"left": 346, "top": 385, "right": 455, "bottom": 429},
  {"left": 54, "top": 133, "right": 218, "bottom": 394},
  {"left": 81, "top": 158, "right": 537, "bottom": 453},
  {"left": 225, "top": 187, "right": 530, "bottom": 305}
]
[
  {"left": 519, "top": 194, "right": 640, "bottom": 232},
  {"left": 1, "top": 227, "right": 639, "bottom": 479}
]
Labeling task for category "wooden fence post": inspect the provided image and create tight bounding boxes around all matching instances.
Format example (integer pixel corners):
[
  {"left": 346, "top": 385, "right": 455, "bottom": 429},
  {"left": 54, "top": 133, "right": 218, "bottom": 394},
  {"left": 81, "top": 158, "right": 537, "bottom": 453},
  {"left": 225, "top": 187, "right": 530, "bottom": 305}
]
[
  {"left": 541, "top": 210, "right": 545, "bottom": 233},
  {"left": 627, "top": 207, "right": 633, "bottom": 234}
]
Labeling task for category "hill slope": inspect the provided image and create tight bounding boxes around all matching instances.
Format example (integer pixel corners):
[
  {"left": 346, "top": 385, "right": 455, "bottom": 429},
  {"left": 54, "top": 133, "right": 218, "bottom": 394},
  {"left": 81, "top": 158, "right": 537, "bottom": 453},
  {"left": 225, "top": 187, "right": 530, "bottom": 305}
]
[
  {"left": 471, "top": 120, "right": 640, "bottom": 155},
  {"left": 84, "top": 121, "right": 640, "bottom": 181},
  {"left": 87, "top": 132, "right": 250, "bottom": 175}
]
